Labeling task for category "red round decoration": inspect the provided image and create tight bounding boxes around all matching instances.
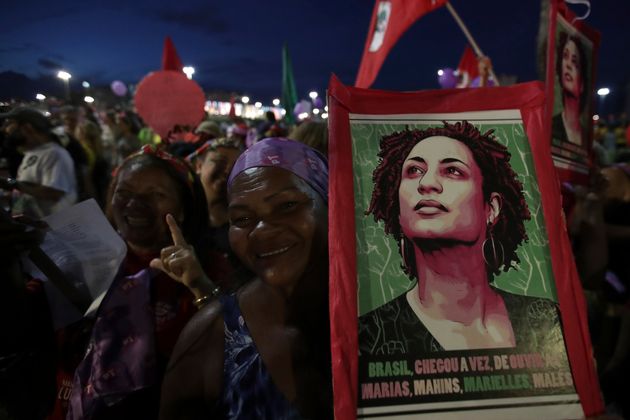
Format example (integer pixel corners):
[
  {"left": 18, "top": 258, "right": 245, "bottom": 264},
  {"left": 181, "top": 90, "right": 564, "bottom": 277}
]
[{"left": 134, "top": 70, "right": 206, "bottom": 139}]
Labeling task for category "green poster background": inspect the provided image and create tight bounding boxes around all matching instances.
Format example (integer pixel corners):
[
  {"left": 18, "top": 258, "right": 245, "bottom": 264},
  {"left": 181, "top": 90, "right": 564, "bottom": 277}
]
[{"left": 352, "top": 119, "right": 558, "bottom": 316}]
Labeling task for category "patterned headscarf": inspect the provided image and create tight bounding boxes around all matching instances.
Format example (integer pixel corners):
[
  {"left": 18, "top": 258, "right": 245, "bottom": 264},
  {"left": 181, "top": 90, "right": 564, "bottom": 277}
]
[{"left": 228, "top": 137, "right": 328, "bottom": 203}]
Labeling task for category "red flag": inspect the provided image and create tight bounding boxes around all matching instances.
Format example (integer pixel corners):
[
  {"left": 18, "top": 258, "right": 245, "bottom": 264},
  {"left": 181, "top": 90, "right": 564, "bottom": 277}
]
[
  {"left": 228, "top": 95, "right": 236, "bottom": 119},
  {"left": 162, "top": 36, "right": 183, "bottom": 71},
  {"left": 355, "top": 0, "right": 446, "bottom": 88},
  {"left": 456, "top": 45, "right": 479, "bottom": 88}
]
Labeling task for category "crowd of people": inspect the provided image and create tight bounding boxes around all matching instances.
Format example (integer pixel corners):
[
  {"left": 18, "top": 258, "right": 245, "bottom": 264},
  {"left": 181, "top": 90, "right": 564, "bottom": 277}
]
[
  {"left": 0, "top": 101, "right": 329, "bottom": 419},
  {"left": 0, "top": 94, "right": 629, "bottom": 419}
]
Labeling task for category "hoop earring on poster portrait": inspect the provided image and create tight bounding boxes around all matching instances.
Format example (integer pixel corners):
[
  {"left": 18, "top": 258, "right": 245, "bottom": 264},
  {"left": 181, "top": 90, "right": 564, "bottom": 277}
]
[
  {"left": 482, "top": 222, "right": 505, "bottom": 272},
  {"left": 400, "top": 236, "right": 413, "bottom": 273}
]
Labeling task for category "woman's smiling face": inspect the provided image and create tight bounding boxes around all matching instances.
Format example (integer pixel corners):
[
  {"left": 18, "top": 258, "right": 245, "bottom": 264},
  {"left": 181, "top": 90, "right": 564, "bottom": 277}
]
[
  {"left": 111, "top": 162, "right": 184, "bottom": 254},
  {"left": 228, "top": 167, "right": 327, "bottom": 296},
  {"left": 398, "top": 136, "right": 493, "bottom": 244}
]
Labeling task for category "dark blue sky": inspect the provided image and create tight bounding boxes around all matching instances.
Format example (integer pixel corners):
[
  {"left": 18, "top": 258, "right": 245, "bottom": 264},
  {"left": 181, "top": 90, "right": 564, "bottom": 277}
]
[{"left": 2, "top": 0, "right": 629, "bottom": 109}]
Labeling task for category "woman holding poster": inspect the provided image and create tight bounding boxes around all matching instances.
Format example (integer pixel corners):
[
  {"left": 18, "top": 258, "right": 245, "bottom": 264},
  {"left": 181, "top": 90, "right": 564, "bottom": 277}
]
[{"left": 359, "top": 121, "right": 563, "bottom": 355}]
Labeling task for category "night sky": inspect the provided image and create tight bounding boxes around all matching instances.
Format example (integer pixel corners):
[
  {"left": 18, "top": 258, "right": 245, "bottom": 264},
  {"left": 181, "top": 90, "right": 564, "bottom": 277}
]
[{"left": 2, "top": 0, "right": 629, "bottom": 111}]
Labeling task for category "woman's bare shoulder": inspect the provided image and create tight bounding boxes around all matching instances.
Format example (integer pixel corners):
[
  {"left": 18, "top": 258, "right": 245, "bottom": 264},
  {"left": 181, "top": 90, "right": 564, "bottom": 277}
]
[
  {"left": 169, "top": 299, "right": 224, "bottom": 368},
  {"left": 160, "top": 299, "right": 225, "bottom": 419}
]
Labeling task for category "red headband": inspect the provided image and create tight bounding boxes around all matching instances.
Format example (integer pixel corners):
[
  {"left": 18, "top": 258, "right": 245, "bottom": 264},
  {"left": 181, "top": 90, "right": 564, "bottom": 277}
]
[{"left": 113, "top": 144, "right": 196, "bottom": 190}]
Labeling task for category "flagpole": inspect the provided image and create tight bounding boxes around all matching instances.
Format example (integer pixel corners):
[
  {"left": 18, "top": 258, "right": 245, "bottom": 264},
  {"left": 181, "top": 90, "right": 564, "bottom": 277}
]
[{"left": 445, "top": 1, "right": 500, "bottom": 86}]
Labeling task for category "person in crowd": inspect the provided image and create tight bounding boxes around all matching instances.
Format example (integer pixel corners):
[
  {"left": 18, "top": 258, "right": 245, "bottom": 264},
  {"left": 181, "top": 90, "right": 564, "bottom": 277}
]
[
  {"left": 289, "top": 120, "right": 328, "bottom": 156},
  {"left": 191, "top": 137, "right": 243, "bottom": 227},
  {"left": 569, "top": 163, "right": 630, "bottom": 418},
  {"left": 115, "top": 111, "right": 142, "bottom": 164},
  {"left": 0, "top": 107, "right": 77, "bottom": 218},
  {"left": 188, "top": 136, "right": 252, "bottom": 291},
  {"left": 359, "top": 121, "right": 562, "bottom": 354},
  {"left": 99, "top": 109, "right": 119, "bottom": 166},
  {"left": 159, "top": 138, "right": 332, "bottom": 419},
  {"left": 195, "top": 120, "right": 223, "bottom": 143},
  {"left": 227, "top": 117, "right": 249, "bottom": 147},
  {"left": 256, "top": 110, "right": 277, "bottom": 139},
  {"left": 475, "top": 55, "right": 495, "bottom": 87},
  {"left": 67, "top": 145, "right": 224, "bottom": 419},
  {"left": 75, "top": 120, "right": 110, "bottom": 207},
  {"left": 60, "top": 107, "right": 92, "bottom": 201},
  {"left": 553, "top": 32, "right": 588, "bottom": 146},
  {"left": 0, "top": 210, "right": 55, "bottom": 419}
]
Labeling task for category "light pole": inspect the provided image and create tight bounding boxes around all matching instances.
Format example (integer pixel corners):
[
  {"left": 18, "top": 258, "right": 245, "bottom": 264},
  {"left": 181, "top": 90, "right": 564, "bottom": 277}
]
[
  {"left": 597, "top": 87, "right": 610, "bottom": 116},
  {"left": 57, "top": 70, "right": 72, "bottom": 100}
]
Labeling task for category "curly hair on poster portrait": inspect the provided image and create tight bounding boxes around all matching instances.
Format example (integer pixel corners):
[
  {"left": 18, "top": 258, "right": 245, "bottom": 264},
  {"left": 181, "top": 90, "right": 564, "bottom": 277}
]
[{"left": 367, "top": 120, "right": 531, "bottom": 278}]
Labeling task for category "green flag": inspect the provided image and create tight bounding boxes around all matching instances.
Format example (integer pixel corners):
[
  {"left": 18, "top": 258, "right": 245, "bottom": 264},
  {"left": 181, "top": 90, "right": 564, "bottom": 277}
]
[{"left": 281, "top": 43, "right": 298, "bottom": 125}]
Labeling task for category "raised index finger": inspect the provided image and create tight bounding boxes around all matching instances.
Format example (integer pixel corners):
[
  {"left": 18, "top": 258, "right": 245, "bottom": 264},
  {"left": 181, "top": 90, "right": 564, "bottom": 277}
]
[{"left": 166, "top": 214, "right": 187, "bottom": 246}]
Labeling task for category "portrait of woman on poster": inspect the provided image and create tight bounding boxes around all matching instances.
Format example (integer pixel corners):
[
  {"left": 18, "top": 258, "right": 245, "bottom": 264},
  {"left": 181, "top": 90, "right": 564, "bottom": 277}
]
[
  {"left": 359, "top": 121, "right": 563, "bottom": 356},
  {"left": 552, "top": 31, "right": 589, "bottom": 146}
]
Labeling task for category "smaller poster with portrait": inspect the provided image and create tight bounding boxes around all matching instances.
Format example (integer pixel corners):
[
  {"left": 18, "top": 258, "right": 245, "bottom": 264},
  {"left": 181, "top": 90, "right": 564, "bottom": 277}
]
[
  {"left": 327, "top": 76, "right": 603, "bottom": 419},
  {"left": 546, "top": 0, "right": 601, "bottom": 185}
]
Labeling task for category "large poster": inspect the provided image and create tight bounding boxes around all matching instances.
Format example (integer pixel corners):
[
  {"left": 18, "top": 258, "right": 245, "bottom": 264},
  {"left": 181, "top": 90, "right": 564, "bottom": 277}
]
[
  {"left": 327, "top": 76, "right": 603, "bottom": 419},
  {"left": 546, "top": 0, "right": 600, "bottom": 185},
  {"left": 354, "top": 112, "right": 578, "bottom": 419}
]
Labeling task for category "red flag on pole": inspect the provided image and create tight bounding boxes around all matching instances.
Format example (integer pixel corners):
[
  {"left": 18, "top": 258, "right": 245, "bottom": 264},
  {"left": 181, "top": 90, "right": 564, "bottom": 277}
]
[
  {"left": 162, "top": 36, "right": 183, "bottom": 71},
  {"left": 456, "top": 45, "right": 479, "bottom": 87},
  {"left": 228, "top": 95, "right": 236, "bottom": 119},
  {"left": 355, "top": 0, "right": 446, "bottom": 88}
]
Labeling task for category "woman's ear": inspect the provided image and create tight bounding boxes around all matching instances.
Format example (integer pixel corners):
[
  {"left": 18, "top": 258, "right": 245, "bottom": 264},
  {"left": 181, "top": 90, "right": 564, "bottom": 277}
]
[{"left": 487, "top": 192, "right": 502, "bottom": 226}]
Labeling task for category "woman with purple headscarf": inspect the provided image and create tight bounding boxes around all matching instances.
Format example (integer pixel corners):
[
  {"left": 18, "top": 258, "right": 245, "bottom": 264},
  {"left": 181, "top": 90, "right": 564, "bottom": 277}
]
[{"left": 158, "top": 138, "right": 332, "bottom": 419}]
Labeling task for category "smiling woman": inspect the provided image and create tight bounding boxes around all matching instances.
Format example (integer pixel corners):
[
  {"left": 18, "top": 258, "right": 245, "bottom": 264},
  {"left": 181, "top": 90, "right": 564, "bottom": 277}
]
[
  {"left": 359, "top": 121, "right": 562, "bottom": 354},
  {"left": 67, "top": 145, "right": 222, "bottom": 419},
  {"left": 159, "top": 138, "right": 332, "bottom": 419}
]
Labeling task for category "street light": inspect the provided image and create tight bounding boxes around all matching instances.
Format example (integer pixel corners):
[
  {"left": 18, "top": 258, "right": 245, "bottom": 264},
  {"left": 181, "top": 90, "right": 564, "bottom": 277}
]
[
  {"left": 57, "top": 70, "right": 71, "bottom": 81},
  {"left": 82, "top": 81, "right": 90, "bottom": 88},
  {"left": 254, "top": 102, "right": 262, "bottom": 108},
  {"left": 84, "top": 96, "right": 95, "bottom": 104},
  {"left": 309, "top": 91, "right": 318, "bottom": 100},
  {"left": 272, "top": 98, "right": 280, "bottom": 106},
  {"left": 57, "top": 70, "right": 72, "bottom": 100},
  {"left": 241, "top": 96, "right": 250, "bottom": 104},
  {"left": 597, "top": 88, "right": 610, "bottom": 115},
  {"left": 437, "top": 69, "right": 444, "bottom": 76},
  {"left": 35, "top": 93, "right": 46, "bottom": 101},
  {"left": 183, "top": 66, "right": 195, "bottom": 79}
]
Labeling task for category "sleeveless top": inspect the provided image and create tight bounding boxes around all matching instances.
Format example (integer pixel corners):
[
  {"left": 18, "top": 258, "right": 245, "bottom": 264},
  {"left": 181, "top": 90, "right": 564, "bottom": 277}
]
[
  {"left": 214, "top": 294, "right": 302, "bottom": 420},
  {"left": 359, "top": 288, "right": 565, "bottom": 356}
]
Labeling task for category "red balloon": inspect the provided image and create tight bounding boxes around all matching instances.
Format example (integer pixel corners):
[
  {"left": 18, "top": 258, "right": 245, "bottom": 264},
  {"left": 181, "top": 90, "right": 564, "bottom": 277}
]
[{"left": 134, "top": 70, "right": 205, "bottom": 139}]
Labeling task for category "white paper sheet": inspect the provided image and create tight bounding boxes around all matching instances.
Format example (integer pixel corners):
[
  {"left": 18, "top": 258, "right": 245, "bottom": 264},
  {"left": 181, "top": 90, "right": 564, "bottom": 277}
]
[{"left": 26, "top": 199, "right": 127, "bottom": 329}]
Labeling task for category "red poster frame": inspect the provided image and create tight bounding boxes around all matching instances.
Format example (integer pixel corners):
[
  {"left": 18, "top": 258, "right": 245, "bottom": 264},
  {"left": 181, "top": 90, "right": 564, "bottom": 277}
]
[{"left": 327, "top": 75, "right": 603, "bottom": 419}]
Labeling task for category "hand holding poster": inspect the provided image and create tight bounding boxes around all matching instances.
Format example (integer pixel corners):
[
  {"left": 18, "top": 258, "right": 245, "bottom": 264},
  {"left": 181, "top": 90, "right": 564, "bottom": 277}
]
[{"left": 328, "top": 76, "right": 603, "bottom": 419}]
